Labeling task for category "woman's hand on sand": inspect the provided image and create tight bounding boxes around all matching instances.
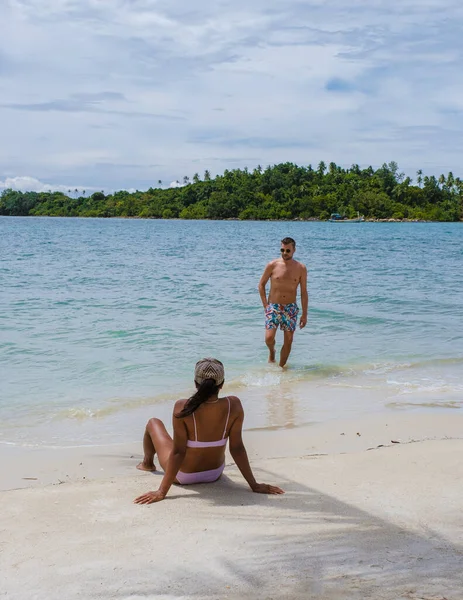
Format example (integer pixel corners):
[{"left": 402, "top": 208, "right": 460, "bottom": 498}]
[
  {"left": 251, "top": 483, "right": 284, "bottom": 495},
  {"left": 134, "top": 490, "right": 166, "bottom": 504}
]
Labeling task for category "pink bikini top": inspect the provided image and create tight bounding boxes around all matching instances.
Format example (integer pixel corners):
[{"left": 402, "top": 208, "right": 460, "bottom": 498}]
[{"left": 186, "top": 397, "right": 231, "bottom": 448}]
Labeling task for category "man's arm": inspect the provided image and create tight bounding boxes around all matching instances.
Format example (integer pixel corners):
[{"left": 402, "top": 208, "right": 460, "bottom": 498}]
[
  {"left": 299, "top": 264, "right": 308, "bottom": 328},
  {"left": 258, "top": 262, "right": 274, "bottom": 308}
]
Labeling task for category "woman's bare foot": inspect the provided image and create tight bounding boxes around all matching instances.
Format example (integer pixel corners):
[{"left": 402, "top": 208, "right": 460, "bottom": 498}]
[{"left": 136, "top": 461, "right": 157, "bottom": 472}]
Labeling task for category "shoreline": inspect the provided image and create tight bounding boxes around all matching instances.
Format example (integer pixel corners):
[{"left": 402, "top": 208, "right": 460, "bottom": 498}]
[
  {"left": 3, "top": 354, "right": 463, "bottom": 450},
  {"left": 2, "top": 410, "right": 463, "bottom": 599},
  {"left": 0, "top": 215, "right": 463, "bottom": 223},
  {"left": 2, "top": 214, "right": 461, "bottom": 222}
]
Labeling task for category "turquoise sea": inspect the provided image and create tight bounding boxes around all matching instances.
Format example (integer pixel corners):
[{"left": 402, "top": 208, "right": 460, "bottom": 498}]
[{"left": 1, "top": 217, "right": 462, "bottom": 447}]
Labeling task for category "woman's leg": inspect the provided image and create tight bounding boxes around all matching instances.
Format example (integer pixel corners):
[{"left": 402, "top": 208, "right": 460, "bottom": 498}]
[{"left": 136, "top": 418, "right": 174, "bottom": 472}]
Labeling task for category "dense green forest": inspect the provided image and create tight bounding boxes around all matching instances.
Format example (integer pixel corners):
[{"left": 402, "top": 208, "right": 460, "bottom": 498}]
[{"left": 1, "top": 161, "right": 462, "bottom": 221}]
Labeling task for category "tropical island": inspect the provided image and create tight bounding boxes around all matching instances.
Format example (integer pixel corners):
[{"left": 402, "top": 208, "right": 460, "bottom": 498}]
[{"left": 1, "top": 161, "right": 462, "bottom": 221}]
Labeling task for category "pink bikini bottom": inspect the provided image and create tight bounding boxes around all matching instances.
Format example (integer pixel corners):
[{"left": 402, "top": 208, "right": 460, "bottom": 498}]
[{"left": 175, "top": 462, "right": 225, "bottom": 485}]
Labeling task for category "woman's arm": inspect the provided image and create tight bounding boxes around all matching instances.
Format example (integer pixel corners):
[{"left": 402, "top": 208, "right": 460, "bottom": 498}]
[
  {"left": 134, "top": 402, "right": 188, "bottom": 504},
  {"left": 228, "top": 398, "right": 284, "bottom": 495}
]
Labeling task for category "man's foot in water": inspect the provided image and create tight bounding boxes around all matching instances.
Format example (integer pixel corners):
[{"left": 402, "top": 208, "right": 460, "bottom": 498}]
[
  {"left": 268, "top": 347, "right": 276, "bottom": 363},
  {"left": 136, "top": 460, "right": 157, "bottom": 472}
]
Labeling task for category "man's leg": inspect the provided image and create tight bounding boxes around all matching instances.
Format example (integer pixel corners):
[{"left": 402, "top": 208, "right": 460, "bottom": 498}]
[
  {"left": 265, "top": 328, "right": 277, "bottom": 363},
  {"left": 264, "top": 304, "right": 278, "bottom": 362},
  {"left": 137, "top": 418, "right": 174, "bottom": 472},
  {"left": 279, "top": 330, "right": 294, "bottom": 368}
]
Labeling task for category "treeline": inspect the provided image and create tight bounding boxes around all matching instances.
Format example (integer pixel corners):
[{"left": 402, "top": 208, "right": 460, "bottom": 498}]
[{"left": 1, "top": 161, "right": 462, "bottom": 221}]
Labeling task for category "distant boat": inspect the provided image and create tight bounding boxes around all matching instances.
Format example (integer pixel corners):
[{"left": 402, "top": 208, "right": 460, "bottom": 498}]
[{"left": 329, "top": 212, "right": 365, "bottom": 223}]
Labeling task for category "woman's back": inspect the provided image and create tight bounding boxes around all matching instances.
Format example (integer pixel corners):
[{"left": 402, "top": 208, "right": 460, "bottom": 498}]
[
  {"left": 186, "top": 396, "right": 231, "bottom": 447},
  {"left": 179, "top": 396, "right": 236, "bottom": 473}
]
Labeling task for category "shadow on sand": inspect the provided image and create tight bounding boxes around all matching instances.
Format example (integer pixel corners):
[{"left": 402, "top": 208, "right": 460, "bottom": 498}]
[{"left": 98, "top": 460, "right": 462, "bottom": 600}]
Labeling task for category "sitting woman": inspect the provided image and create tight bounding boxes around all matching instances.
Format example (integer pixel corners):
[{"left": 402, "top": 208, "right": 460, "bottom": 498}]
[{"left": 134, "top": 357, "right": 284, "bottom": 504}]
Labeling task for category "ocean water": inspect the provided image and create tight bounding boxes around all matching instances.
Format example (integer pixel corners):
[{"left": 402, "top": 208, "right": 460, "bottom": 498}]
[{"left": 1, "top": 217, "right": 462, "bottom": 447}]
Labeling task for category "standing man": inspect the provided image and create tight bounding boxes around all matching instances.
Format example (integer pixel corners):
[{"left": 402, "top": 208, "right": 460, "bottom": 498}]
[{"left": 258, "top": 237, "right": 308, "bottom": 367}]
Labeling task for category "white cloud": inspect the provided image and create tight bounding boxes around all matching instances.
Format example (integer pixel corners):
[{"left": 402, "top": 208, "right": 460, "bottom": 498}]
[
  {"left": 0, "top": 176, "right": 91, "bottom": 194},
  {"left": 1, "top": 0, "right": 462, "bottom": 191}
]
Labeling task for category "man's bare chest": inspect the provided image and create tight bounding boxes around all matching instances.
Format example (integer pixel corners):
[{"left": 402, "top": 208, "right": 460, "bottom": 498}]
[{"left": 271, "top": 266, "right": 300, "bottom": 285}]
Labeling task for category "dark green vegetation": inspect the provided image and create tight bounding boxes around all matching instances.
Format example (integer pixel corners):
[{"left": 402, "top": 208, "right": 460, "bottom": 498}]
[{"left": 1, "top": 162, "right": 462, "bottom": 221}]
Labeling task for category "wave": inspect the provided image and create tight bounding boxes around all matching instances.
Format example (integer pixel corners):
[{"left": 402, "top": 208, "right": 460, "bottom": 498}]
[
  {"left": 230, "top": 356, "right": 463, "bottom": 389},
  {"left": 386, "top": 380, "right": 463, "bottom": 395},
  {"left": 386, "top": 400, "right": 463, "bottom": 410},
  {"left": 53, "top": 391, "right": 181, "bottom": 421}
]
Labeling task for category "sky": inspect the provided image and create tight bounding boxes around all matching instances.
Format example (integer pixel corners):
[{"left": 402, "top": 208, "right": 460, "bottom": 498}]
[{"left": 1, "top": 0, "right": 462, "bottom": 193}]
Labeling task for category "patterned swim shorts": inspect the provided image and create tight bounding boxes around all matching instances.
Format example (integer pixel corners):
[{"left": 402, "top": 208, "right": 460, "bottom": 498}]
[{"left": 265, "top": 303, "right": 299, "bottom": 332}]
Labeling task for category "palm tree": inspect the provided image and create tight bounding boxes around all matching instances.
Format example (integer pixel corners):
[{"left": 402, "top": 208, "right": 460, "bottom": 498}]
[
  {"left": 204, "top": 170, "right": 211, "bottom": 181},
  {"left": 193, "top": 173, "right": 200, "bottom": 184},
  {"left": 183, "top": 175, "right": 189, "bottom": 185},
  {"left": 416, "top": 170, "right": 423, "bottom": 188},
  {"left": 317, "top": 161, "right": 326, "bottom": 176},
  {"left": 158, "top": 180, "right": 162, "bottom": 187},
  {"left": 438, "top": 174, "right": 446, "bottom": 188}
]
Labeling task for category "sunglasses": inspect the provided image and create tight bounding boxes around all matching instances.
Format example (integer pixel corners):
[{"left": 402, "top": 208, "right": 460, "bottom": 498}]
[{"left": 280, "top": 248, "right": 292, "bottom": 254}]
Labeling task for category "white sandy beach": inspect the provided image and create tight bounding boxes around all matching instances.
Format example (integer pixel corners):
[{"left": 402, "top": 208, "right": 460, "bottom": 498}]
[{"left": 2, "top": 412, "right": 463, "bottom": 600}]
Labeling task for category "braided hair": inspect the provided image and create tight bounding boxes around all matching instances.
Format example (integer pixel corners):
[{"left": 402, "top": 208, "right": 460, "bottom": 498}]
[{"left": 175, "top": 358, "right": 225, "bottom": 419}]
